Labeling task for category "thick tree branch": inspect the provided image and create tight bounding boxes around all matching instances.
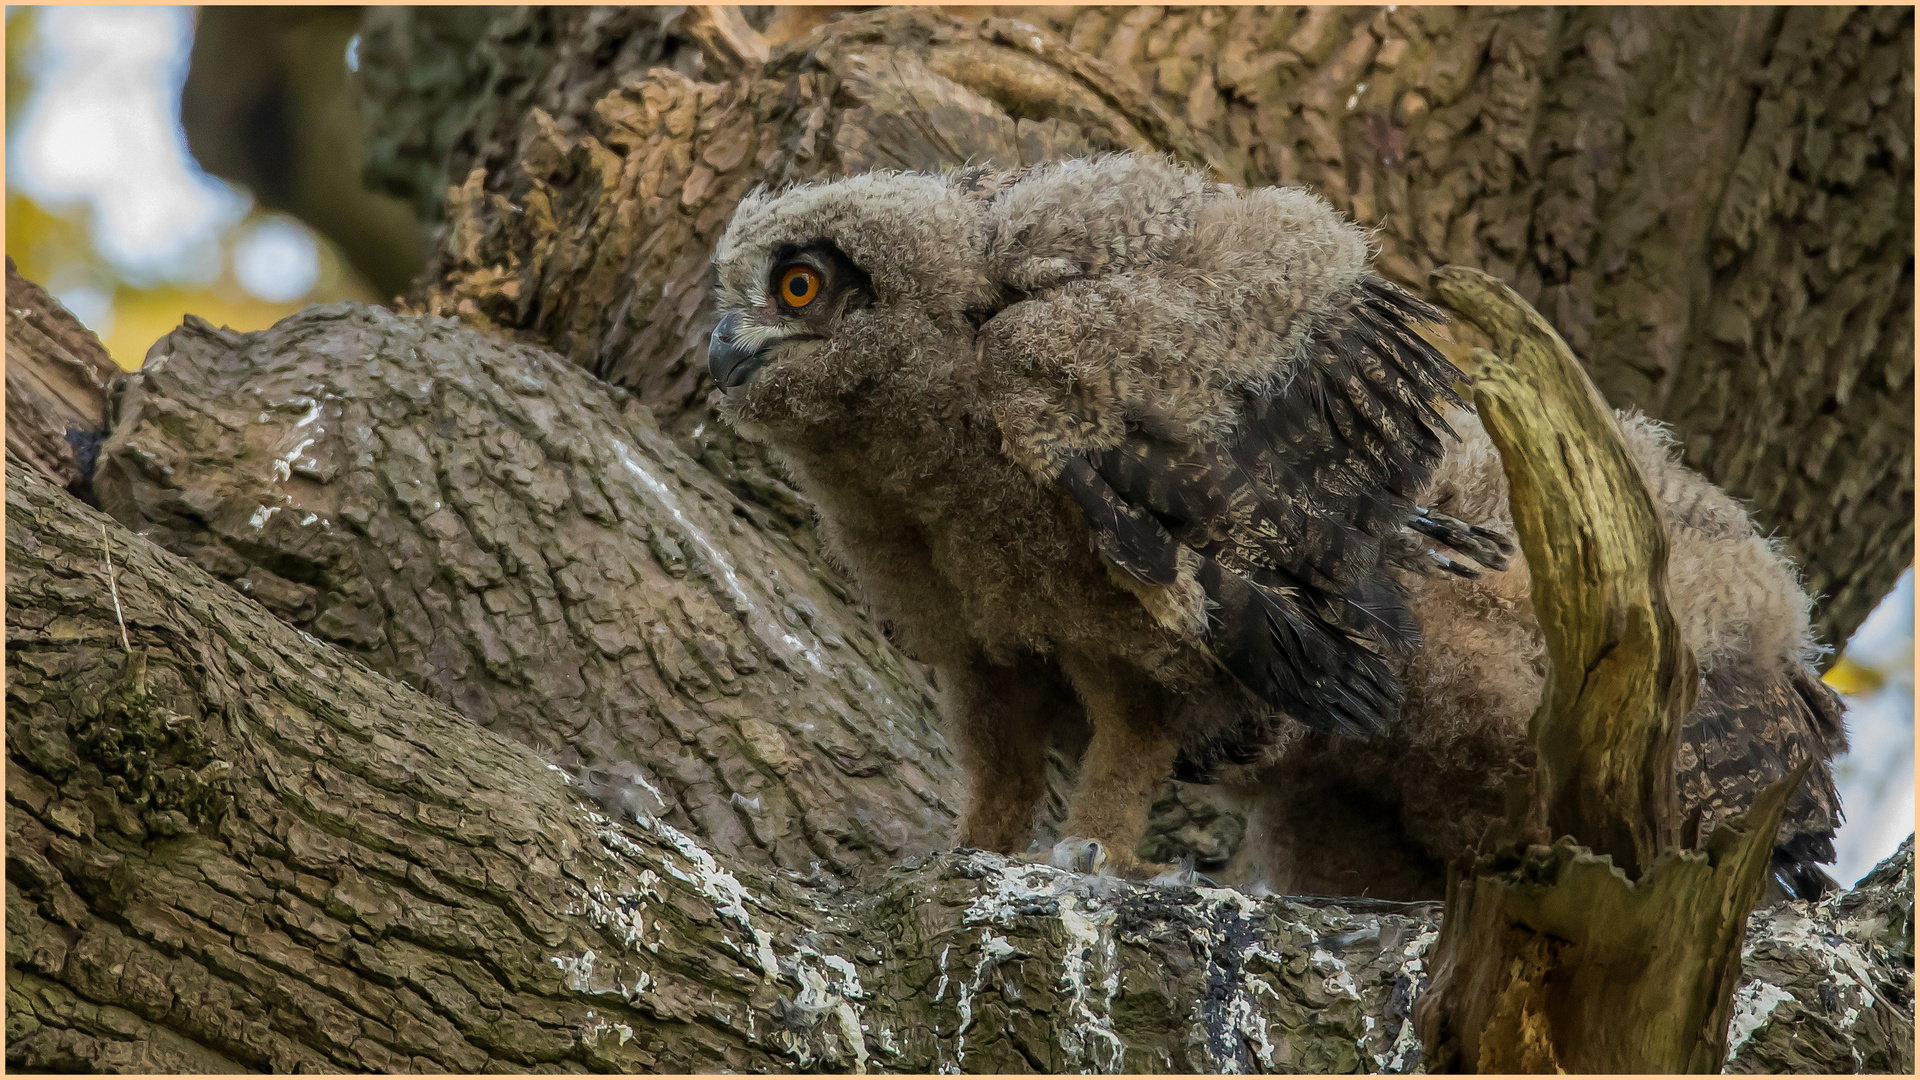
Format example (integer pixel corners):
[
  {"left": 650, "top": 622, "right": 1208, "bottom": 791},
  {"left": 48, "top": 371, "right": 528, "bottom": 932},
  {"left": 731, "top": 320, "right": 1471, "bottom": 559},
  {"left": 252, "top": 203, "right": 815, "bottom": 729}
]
[
  {"left": 7, "top": 454, "right": 1911, "bottom": 1072},
  {"left": 89, "top": 304, "right": 959, "bottom": 882}
]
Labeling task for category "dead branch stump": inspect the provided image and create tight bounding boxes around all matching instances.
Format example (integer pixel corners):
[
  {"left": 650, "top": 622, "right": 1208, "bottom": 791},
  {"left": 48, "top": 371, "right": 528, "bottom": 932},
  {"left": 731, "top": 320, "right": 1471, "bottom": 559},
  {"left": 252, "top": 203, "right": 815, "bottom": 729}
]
[
  {"left": 4, "top": 257, "right": 122, "bottom": 496},
  {"left": 1412, "top": 267, "right": 1799, "bottom": 1074}
]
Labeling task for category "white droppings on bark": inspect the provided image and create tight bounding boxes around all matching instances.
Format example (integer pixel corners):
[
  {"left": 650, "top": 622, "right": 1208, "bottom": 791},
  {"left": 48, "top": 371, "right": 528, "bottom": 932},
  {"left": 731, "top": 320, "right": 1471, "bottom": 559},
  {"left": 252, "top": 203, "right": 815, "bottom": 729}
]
[
  {"left": 1375, "top": 926, "right": 1438, "bottom": 1073},
  {"left": 611, "top": 438, "right": 828, "bottom": 673},
  {"left": 1724, "top": 981, "right": 1795, "bottom": 1058},
  {"left": 551, "top": 948, "right": 654, "bottom": 1001},
  {"left": 649, "top": 817, "right": 784, "bottom": 977}
]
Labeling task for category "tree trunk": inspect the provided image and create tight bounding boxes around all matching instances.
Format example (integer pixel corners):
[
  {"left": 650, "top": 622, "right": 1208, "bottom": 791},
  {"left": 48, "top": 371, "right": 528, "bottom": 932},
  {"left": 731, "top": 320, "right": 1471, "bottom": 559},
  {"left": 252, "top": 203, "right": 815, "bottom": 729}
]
[
  {"left": 353, "top": 4, "right": 1912, "bottom": 651},
  {"left": 8, "top": 5, "right": 1913, "bottom": 1072},
  {"left": 7, "top": 450, "right": 1913, "bottom": 1073}
]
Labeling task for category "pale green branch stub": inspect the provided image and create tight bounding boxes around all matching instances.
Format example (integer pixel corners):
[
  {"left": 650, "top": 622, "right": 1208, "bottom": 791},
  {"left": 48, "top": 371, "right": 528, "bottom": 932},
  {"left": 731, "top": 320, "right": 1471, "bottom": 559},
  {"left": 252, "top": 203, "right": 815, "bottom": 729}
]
[
  {"left": 1414, "top": 266, "right": 1799, "bottom": 1072},
  {"left": 1432, "top": 265, "right": 1693, "bottom": 874}
]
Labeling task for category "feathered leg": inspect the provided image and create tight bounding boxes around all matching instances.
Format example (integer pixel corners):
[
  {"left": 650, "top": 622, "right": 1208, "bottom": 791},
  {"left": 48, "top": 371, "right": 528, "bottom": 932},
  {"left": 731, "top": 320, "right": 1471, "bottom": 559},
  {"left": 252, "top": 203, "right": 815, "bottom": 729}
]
[
  {"left": 1051, "top": 652, "right": 1178, "bottom": 877},
  {"left": 949, "top": 652, "right": 1078, "bottom": 853}
]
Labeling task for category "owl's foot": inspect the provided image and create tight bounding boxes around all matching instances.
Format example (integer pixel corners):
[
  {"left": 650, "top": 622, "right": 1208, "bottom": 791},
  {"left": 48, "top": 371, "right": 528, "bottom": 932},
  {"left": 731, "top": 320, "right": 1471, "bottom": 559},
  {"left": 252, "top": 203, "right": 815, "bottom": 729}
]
[
  {"left": 1408, "top": 506, "right": 1514, "bottom": 572},
  {"left": 1045, "top": 836, "right": 1182, "bottom": 882},
  {"left": 1047, "top": 836, "right": 1111, "bottom": 875}
]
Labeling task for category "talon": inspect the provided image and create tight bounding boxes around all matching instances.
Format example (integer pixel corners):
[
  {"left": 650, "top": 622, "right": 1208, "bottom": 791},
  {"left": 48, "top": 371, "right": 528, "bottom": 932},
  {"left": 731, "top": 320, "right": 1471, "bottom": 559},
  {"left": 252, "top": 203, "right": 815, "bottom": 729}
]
[
  {"left": 1048, "top": 836, "right": 1109, "bottom": 875},
  {"left": 1409, "top": 507, "right": 1512, "bottom": 572},
  {"left": 1429, "top": 549, "right": 1482, "bottom": 578}
]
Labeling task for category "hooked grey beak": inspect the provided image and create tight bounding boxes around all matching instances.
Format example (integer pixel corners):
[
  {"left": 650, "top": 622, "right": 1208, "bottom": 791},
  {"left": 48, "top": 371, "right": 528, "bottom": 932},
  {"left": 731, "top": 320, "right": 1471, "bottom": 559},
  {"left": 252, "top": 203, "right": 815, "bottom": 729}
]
[{"left": 708, "top": 312, "right": 768, "bottom": 390}]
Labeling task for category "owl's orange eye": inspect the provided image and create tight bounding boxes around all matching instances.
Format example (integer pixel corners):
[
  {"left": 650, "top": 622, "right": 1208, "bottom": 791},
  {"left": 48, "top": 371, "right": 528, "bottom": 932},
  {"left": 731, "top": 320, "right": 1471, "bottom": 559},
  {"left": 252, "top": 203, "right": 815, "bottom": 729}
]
[{"left": 778, "top": 265, "right": 822, "bottom": 308}]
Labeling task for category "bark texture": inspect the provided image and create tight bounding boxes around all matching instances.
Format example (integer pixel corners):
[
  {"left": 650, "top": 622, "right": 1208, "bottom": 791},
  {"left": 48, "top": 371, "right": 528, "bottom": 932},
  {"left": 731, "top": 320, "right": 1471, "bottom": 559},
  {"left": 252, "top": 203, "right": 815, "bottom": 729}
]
[
  {"left": 4, "top": 256, "right": 122, "bottom": 498},
  {"left": 6, "top": 454, "right": 1913, "bottom": 1073},
  {"left": 352, "top": 4, "right": 1913, "bottom": 651},
  {"left": 89, "top": 303, "right": 959, "bottom": 881}
]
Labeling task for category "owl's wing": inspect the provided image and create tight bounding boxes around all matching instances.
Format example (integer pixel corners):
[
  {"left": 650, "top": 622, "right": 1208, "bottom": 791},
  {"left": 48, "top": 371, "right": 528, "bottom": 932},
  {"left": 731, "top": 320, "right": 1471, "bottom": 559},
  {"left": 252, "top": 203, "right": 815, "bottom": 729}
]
[
  {"left": 1683, "top": 661, "right": 1848, "bottom": 900},
  {"left": 1052, "top": 277, "right": 1468, "bottom": 755}
]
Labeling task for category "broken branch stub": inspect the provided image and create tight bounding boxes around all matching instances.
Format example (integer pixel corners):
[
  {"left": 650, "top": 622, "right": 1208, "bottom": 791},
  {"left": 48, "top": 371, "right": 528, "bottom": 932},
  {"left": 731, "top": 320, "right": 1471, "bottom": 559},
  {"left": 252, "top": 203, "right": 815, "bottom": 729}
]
[
  {"left": 1433, "top": 264, "right": 1691, "bottom": 876},
  {"left": 1418, "top": 777, "right": 1802, "bottom": 1074},
  {"left": 1413, "top": 266, "right": 1796, "bottom": 1073}
]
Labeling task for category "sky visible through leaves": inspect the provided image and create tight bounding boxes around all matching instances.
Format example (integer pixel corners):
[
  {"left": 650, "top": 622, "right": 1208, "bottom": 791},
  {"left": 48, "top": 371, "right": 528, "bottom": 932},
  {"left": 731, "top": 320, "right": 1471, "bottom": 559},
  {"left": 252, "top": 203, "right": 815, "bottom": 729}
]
[
  {"left": 4, "top": 5, "right": 1911, "bottom": 887},
  {"left": 4, "top": 6, "right": 373, "bottom": 369}
]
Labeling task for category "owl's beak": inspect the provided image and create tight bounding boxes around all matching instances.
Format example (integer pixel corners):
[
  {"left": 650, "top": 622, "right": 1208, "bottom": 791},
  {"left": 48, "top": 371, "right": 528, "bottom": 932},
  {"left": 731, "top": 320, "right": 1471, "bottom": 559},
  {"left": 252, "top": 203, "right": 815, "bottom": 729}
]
[{"left": 708, "top": 312, "right": 768, "bottom": 390}]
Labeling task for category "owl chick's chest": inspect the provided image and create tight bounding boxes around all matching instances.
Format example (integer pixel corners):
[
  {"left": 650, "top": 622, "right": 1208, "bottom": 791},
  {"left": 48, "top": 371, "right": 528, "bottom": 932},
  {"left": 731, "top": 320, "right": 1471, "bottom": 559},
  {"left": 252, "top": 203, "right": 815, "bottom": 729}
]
[{"left": 860, "top": 423, "right": 1181, "bottom": 658}]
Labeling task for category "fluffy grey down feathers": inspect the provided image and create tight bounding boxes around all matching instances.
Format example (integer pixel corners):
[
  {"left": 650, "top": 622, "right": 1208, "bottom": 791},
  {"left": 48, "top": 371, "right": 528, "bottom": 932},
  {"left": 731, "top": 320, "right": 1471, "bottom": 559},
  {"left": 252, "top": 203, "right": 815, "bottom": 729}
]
[{"left": 706, "top": 153, "right": 1844, "bottom": 896}]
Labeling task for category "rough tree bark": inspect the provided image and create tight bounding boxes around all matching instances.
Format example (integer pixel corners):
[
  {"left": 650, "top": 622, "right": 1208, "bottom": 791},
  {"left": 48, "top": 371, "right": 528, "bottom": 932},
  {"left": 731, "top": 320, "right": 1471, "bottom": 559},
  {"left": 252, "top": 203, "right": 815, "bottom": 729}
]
[
  {"left": 8, "top": 442, "right": 1913, "bottom": 1073},
  {"left": 89, "top": 303, "right": 958, "bottom": 882},
  {"left": 5, "top": 257, "right": 121, "bottom": 499},
  {"left": 8, "top": 269, "right": 1912, "bottom": 1073},
  {"left": 352, "top": 4, "right": 1912, "bottom": 651},
  {"left": 7, "top": 5, "right": 1914, "bottom": 1072}
]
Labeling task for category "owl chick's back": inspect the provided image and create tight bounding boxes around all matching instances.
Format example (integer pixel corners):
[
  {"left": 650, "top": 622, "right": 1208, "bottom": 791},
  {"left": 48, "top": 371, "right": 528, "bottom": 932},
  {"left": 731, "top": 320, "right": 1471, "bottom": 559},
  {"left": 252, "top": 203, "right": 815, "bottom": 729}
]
[
  {"left": 1233, "top": 409, "right": 1847, "bottom": 901},
  {"left": 977, "top": 157, "right": 1467, "bottom": 762}
]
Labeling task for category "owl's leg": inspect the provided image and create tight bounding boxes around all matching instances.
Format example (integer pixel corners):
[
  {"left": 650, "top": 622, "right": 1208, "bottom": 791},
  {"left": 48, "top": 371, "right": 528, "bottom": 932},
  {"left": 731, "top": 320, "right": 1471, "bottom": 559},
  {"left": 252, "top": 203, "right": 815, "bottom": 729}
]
[
  {"left": 948, "top": 652, "right": 1076, "bottom": 854},
  {"left": 1053, "top": 652, "right": 1178, "bottom": 878}
]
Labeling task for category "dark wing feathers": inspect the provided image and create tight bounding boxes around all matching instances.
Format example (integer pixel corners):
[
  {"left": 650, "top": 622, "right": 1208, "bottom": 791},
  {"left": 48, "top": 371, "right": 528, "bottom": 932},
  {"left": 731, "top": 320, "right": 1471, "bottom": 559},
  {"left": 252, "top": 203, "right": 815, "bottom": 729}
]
[
  {"left": 1682, "top": 662, "right": 1847, "bottom": 901},
  {"left": 1051, "top": 268, "right": 1845, "bottom": 887},
  {"left": 1058, "top": 457, "right": 1181, "bottom": 586},
  {"left": 1063, "top": 275, "right": 1466, "bottom": 778}
]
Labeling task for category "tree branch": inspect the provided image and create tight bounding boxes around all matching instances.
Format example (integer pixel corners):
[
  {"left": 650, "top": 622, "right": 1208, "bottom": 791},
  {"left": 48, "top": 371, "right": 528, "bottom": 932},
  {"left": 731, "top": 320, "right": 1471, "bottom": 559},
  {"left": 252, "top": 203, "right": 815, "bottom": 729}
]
[
  {"left": 1433, "top": 265, "right": 1693, "bottom": 874},
  {"left": 88, "top": 304, "right": 959, "bottom": 882},
  {"left": 9, "top": 450, "right": 1910, "bottom": 1071},
  {"left": 4, "top": 257, "right": 121, "bottom": 496}
]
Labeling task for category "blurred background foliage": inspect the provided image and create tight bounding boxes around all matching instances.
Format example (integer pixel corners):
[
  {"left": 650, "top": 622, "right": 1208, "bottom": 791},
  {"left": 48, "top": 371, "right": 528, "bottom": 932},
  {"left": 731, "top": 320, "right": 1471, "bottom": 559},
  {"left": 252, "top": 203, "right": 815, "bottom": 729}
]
[
  {"left": 2, "top": 4, "right": 1911, "bottom": 886},
  {"left": 4, "top": 6, "right": 420, "bottom": 371}
]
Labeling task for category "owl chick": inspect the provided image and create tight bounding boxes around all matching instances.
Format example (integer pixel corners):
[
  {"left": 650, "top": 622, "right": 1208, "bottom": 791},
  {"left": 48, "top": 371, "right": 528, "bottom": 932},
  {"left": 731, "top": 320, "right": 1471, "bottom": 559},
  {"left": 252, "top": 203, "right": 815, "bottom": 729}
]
[
  {"left": 708, "top": 154, "right": 1495, "bottom": 877},
  {"left": 1230, "top": 407, "right": 1848, "bottom": 902},
  {"left": 706, "top": 154, "right": 1843, "bottom": 891}
]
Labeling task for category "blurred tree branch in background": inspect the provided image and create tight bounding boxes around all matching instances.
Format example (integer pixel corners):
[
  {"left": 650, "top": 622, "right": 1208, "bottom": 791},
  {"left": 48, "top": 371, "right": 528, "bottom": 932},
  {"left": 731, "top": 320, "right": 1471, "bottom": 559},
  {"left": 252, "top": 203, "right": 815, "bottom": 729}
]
[{"left": 181, "top": 5, "right": 425, "bottom": 300}]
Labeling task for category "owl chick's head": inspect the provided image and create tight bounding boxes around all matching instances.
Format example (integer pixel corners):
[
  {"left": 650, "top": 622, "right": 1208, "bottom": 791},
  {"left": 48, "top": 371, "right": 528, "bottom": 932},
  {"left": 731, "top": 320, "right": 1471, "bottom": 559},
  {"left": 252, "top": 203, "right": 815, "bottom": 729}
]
[{"left": 708, "top": 170, "right": 1000, "bottom": 438}]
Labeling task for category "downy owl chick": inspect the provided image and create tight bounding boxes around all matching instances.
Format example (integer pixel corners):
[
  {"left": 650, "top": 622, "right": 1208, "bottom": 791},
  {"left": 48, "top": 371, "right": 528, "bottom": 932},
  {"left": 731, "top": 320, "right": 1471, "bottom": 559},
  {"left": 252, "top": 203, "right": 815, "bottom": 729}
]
[
  {"left": 1230, "top": 408, "right": 1847, "bottom": 902},
  {"left": 706, "top": 154, "right": 1841, "bottom": 892},
  {"left": 707, "top": 154, "right": 1497, "bottom": 878}
]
